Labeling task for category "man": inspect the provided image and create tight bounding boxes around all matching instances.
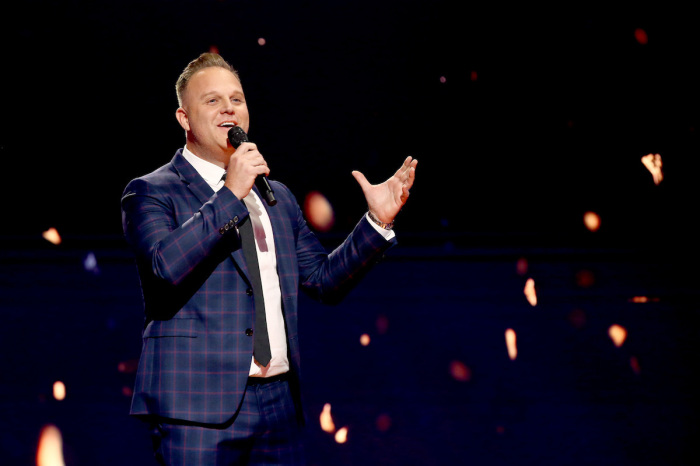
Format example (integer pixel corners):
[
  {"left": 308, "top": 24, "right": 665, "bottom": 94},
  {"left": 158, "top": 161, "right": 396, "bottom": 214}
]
[{"left": 121, "top": 52, "right": 417, "bottom": 465}]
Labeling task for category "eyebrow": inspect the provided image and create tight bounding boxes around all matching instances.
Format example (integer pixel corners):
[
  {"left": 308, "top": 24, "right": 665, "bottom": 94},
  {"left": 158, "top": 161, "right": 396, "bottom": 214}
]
[{"left": 201, "top": 90, "right": 245, "bottom": 100}]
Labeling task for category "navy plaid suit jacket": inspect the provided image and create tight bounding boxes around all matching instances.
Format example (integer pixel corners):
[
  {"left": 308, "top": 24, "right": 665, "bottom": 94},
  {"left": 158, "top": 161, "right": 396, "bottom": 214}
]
[{"left": 121, "top": 149, "right": 395, "bottom": 424}]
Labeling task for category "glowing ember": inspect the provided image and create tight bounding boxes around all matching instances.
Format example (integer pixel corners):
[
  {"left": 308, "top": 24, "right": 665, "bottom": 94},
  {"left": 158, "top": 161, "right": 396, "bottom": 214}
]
[
  {"left": 359, "top": 333, "right": 370, "bottom": 346},
  {"left": 608, "top": 324, "right": 627, "bottom": 347},
  {"left": 53, "top": 381, "right": 66, "bottom": 401},
  {"left": 36, "top": 424, "right": 65, "bottom": 466},
  {"left": 449, "top": 360, "right": 472, "bottom": 382},
  {"left": 375, "top": 314, "right": 389, "bottom": 335},
  {"left": 575, "top": 269, "right": 595, "bottom": 288},
  {"left": 628, "top": 296, "right": 659, "bottom": 303},
  {"left": 523, "top": 278, "right": 537, "bottom": 306},
  {"left": 516, "top": 257, "right": 528, "bottom": 275},
  {"left": 505, "top": 328, "right": 517, "bottom": 360},
  {"left": 630, "top": 356, "right": 641, "bottom": 375},
  {"left": 641, "top": 153, "right": 663, "bottom": 185},
  {"left": 568, "top": 308, "right": 586, "bottom": 329},
  {"left": 320, "top": 403, "right": 336, "bottom": 433},
  {"left": 303, "top": 191, "right": 335, "bottom": 232},
  {"left": 376, "top": 413, "right": 392, "bottom": 432},
  {"left": 583, "top": 211, "right": 601, "bottom": 232},
  {"left": 42, "top": 227, "right": 61, "bottom": 245},
  {"left": 334, "top": 427, "right": 348, "bottom": 444},
  {"left": 634, "top": 28, "right": 649, "bottom": 45},
  {"left": 258, "top": 37, "right": 266, "bottom": 46}
]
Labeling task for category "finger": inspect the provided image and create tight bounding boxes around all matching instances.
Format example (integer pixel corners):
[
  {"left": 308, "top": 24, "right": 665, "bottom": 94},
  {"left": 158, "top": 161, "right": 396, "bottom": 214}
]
[
  {"left": 351, "top": 170, "right": 370, "bottom": 192},
  {"left": 394, "top": 156, "right": 413, "bottom": 177}
]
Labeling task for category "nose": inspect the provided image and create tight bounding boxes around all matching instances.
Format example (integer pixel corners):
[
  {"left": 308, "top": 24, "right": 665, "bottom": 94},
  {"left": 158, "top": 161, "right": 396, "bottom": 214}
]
[{"left": 221, "top": 100, "right": 235, "bottom": 115}]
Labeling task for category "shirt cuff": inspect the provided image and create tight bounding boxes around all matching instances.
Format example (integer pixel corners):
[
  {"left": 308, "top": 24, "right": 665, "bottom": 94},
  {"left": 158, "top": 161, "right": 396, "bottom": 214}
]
[{"left": 365, "top": 212, "right": 396, "bottom": 240}]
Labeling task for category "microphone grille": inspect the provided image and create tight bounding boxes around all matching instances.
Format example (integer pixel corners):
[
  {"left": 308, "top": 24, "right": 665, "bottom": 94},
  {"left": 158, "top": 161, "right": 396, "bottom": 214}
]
[{"left": 227, "top": 126, "right": 249, "bottom": 148}]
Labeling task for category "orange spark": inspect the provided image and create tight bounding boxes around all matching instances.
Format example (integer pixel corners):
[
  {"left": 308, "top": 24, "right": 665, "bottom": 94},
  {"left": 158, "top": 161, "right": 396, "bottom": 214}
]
[
  {"left": 36, "top": 424, "right": 65, "bottom": 466},
  {"left": 523, "top": 278, "right": 537, "bottom": 306},
  {"left": 359, "top": 334, "right": 370, "bottom": 346},
  {"left": 608, "top": 324, "right": 627, "bottom": 347},
  {"left": 641, "top": 153, "right": 663, "bottom": 185},
  {"left": 583, "top": 211, "right": 601, "bottom": 232},
  {"left": 449, "top": 360, "right": 472, "bottom": 382},
  {"left": 53, "top": 381, "right": 66, "bottom": 401},
  {"left": 334, "top": 427, "right": 348, "bottom": 444},
  {"left": 303, "top": 191, "right": 335, "bottom": 232},
  {"left": 505, "top": 328, "right": 517, "bottom": 360},
  {"left": 42, "top": 227, "right": 61, "bottom": 245},
  {"left": 320, "top": 403, "right": 336, "bottom": 433}
]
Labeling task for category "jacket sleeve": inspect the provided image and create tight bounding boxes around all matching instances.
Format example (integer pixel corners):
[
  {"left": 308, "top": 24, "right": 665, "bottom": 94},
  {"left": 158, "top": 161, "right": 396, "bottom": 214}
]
[{"left": 121, "top": 177, "right": 247, "bottom": 287}]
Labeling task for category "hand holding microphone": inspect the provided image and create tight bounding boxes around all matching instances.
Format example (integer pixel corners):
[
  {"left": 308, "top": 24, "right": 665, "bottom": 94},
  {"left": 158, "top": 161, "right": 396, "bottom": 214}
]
[{"left": 226, "top": 126, "right": 277, "bottom": 206}]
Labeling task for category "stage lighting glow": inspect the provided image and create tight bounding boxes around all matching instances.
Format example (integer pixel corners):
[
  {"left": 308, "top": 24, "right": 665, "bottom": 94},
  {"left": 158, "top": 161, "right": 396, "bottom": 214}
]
[
  {"left": 449, "top": 360, "right": 472, "bottom": 382},
  {"left": 42, "top": 227, "right": 61, "bottom": 245},
  {"left": 83, "top": 252, "right": 99, "bottom": 274},
  {"left": 258, "top": 37, "right": 266, "bottom": 46},
  {"left": 635, "top": 28, "right": 649, "bottom": 45},
  {"left": 608, "top": 324, "right": 627, "bottom": 347},
  {"left": 524, "top": 278, "right": 537, "bottom": 306},
  {"left": 583, "top": 211, "right": 601, "bottom": 232},
  {"left": 505, "top": 328, "right": 517, "bottom": 360},
  {"left": 568, "top": 308, "right": 586, "bottom": 329},
  {"left": 53, "top": 381, "right": 66, "bottom": 401},
  {"left": 471, "top": 71, "right": 478, "bottom": 81},
  {"left": 36, "top": 424, "right": 65, "bottom": 466},
  {"left": 628, "top": 296, "right": 659, "bottom": 303},
  {"left": 335, "top": 427, "right": 348, "bottom": 444},
  {"left": 575, "top": 269, "right": 595, "bottom": 288},
  {"left": 516, "top": 257, "right": 528, "bottom": 276},
  {"left": 641, "top": 153, "right": 663, "bottom": 185},
  {"left": 376, "top": 413, "right": 392, "bottom": 432},
  {"left": 440, "top": 76, "right": 447, "bottom": 83},
  {"left": 303, "top": 191, "right": 335, "bottom": 232},
  {"left": 359, "top": 333, "right": 370, "bottom": 346},
  {"left": 320, "top": 403, "right": 336, "bottom": 433}
]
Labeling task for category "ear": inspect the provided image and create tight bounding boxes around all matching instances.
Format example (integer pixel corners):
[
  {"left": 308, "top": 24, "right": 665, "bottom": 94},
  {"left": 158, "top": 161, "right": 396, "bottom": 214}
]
[{"left": 175, "top": 107, "right": 190, "bottom": 131}]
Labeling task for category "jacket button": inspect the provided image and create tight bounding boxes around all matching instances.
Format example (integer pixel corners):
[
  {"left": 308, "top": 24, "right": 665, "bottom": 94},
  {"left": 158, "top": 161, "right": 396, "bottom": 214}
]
[
  {"left": 229, "top": 219, "right": 235, "bottom": 227},
  {"left": 233, "top": 216, "right": 239, "bottom": 223},
  {"left": 246, "top": 288, "right": 253, "bottom": 296},
  {"left": 219, "top": 227, "right": 225, "bottom": 235},
  {"left": 245, "top": 328, "right": 254, "bottom": 336}
]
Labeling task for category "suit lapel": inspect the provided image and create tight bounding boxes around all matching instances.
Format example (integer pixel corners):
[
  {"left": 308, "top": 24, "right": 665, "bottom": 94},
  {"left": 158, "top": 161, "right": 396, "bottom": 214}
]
[{"left": 171, "top": 150, "right": 251, "bottom": 282}]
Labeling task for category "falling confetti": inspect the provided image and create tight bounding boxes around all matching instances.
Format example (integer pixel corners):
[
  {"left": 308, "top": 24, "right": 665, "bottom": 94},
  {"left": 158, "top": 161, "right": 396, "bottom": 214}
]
[
  {"left": 523, "top": 278, "right": 537, "bottom": 306},
  {"left": 303, "top": 191, "right": 335, "bottom": 232},
  {"left": 335, "top": 427, "right": 348, "bottom": 444},
  {"left": 42, "top": 227, "right": 61, "bottom": 245},
  {"left": 53, "top": 381, "right": 66, "bottom": 401},
  {"left": 505, "top": 328, "right": 517, "bottom": 360},
  {"left": 608, "top": 324, "right": 627, "bottom": 347},
  {"left": 36, "top": 424, "right": 65, "bottom": 466},
  {"left": 320, "top": 403, "right": 336, "bottom": 433},
  {"left": 641, "top": 153, "right": 663, "bottom": 185},
  {"left": 359, "top": 334, "right": 370, "bottom": 346},
  {"left": 583, "top": 211, "right": 601, "bottom": 232},
  {"left": 628, "top": 296, "right": 660, "bottom": 303}
]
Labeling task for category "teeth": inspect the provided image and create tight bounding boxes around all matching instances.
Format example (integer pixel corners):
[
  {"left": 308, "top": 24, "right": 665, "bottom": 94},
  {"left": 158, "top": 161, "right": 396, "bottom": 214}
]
[{"left": 220, "top": 122, "right": 236, "bottom": 127}]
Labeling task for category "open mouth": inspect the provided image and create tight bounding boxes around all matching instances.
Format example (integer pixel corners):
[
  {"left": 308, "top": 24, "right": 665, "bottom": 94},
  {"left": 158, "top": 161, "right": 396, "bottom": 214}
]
[{"left": 219, "top": 122, "right": 237, "bottom": 128}]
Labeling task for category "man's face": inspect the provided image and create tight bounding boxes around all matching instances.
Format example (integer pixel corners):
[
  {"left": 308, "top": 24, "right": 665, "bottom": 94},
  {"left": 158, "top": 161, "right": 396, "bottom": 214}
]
[{"left": 176, "top": 66, "right": 250, "bottom": 165}]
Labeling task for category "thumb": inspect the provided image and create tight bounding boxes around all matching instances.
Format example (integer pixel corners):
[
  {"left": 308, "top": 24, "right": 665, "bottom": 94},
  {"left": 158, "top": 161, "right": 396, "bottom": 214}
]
[{"left": 351, "top": 170, "right": 370, "bottom": 192}]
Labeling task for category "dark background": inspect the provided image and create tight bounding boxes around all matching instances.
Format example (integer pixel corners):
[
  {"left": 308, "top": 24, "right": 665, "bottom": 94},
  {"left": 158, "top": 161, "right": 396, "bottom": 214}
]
[{"left": 1, "top": 2, "right": 698, "bottom": 465}]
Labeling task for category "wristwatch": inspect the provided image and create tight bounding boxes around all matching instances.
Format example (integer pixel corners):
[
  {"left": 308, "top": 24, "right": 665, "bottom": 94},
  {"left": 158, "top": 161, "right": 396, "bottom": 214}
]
[{"left": 367, "top": 211, "right": 394, "bottom": 230}]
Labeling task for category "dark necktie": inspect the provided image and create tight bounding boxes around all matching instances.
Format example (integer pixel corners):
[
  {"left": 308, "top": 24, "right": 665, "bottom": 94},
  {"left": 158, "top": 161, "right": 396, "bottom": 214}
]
[{"left": 239, "top": 198, "right": 272, "bottom": 366}]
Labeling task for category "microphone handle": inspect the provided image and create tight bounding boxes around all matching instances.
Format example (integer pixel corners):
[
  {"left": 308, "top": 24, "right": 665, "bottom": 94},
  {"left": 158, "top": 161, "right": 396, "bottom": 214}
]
[{"left": 228, "top": 127, "right": 277, "bottom": 206}]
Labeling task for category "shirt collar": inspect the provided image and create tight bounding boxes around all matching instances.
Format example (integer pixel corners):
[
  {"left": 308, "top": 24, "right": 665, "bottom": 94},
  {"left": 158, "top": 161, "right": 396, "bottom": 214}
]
[{"left": 181, "top": 145, "right": 227, "bottom": 190}]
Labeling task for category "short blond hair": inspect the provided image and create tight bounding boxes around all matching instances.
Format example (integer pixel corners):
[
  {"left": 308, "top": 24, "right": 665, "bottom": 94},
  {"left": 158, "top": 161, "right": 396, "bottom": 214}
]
[{"left": 175, "top": 53, "right": 240, "bottom": 107}]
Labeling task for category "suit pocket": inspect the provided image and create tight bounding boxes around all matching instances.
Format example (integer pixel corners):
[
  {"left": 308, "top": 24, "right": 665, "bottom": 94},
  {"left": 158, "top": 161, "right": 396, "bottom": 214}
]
[{"left": 143, "top": 318, "right": 199, "bottom": 338}]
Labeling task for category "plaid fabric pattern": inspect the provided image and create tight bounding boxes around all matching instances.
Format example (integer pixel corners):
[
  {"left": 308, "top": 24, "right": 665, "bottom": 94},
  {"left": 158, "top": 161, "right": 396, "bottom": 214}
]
[{"left": 121, "top": 149, "right": 395, "bottom": 424}]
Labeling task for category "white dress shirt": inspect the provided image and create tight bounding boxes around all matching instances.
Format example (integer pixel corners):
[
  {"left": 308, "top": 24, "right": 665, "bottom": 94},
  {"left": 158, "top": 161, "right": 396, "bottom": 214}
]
[{"left": 181, "top": 145, "right": 394, "bottom": 378}]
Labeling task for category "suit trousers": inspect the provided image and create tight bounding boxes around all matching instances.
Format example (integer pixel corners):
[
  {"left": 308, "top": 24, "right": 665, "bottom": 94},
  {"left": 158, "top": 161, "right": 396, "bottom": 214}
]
[{"left": 150, "top": 377, "right": 305, "bottom": 465}]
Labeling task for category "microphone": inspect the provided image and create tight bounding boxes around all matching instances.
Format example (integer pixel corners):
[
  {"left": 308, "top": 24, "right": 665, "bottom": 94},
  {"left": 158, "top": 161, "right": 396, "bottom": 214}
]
[{"left": 227, "top": 126, "right": 277, "bottom": 206}]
